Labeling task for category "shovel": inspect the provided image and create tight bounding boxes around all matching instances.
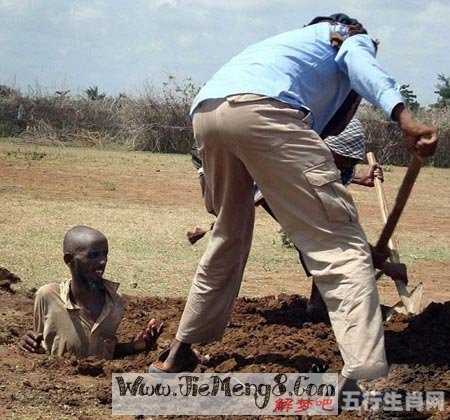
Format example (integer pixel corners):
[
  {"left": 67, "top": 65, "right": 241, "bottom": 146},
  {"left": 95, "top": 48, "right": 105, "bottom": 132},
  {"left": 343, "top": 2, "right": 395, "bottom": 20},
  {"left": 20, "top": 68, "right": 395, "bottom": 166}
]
[{"left": 367, "top": 152, "right": 423, "bottom": 316}]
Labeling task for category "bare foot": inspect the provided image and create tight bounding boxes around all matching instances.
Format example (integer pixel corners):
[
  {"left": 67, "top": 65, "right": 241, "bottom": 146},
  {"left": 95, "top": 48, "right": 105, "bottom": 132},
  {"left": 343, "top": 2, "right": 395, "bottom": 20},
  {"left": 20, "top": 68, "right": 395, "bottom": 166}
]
[
  {"left": 338, "top": 375, "right": 363, "bottom": 411},
  {"left": 152, "top": 340, "right": 209, "bottom": 373}
]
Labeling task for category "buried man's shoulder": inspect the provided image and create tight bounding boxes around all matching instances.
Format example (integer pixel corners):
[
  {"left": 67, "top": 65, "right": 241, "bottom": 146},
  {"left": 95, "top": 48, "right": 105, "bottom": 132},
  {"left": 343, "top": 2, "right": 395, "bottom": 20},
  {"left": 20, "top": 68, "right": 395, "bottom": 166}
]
[
  {"left": 35, "top": 282, "right": 61, "bottom": 296},
  {"left": 34, "top": 282, "right": 63, "bottom": 306}
]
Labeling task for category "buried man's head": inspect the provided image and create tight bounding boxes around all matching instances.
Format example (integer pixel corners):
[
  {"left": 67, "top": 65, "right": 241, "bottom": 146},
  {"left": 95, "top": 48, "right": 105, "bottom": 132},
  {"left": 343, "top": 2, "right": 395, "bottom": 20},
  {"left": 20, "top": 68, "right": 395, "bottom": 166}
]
[{"left": 63, "top": 225, "right": 108, "bottom": 290}]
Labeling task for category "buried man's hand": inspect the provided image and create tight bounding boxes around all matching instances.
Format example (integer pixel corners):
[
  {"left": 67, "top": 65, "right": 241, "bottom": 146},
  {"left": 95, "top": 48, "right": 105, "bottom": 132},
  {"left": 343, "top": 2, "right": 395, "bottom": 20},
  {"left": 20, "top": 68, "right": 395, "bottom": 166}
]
[
  {"left": 133, "top": 319, "right": 164, "bottom": 352},
  {"left": 19, "top": 331, "right": 45, "bottom": 354}
]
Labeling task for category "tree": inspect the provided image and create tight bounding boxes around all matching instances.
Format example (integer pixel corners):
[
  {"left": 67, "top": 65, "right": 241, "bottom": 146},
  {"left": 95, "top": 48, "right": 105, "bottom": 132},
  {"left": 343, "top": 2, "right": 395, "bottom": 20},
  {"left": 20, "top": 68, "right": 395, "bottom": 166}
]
[
  {"left": 85, "top": 86, "right": 106, "bottom": 101},
  {"left": 433, "top": 73, "right": 450, "bottom": 108},
  {"left": 399, "top": 84, "right": 420, "bottom": 111}
]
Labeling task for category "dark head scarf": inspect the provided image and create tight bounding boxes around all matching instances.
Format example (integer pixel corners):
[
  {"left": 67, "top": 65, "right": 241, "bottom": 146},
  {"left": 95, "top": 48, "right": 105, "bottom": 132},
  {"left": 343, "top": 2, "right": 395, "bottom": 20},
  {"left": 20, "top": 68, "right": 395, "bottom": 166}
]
[
  {"left": 307, "top": 13, "right": 362, "bottom": 26},
  {"left": 306, "top": 13, "right": 367, "bottom": 29},
  {"left": 306, "top": 13, "right": 368, "bottom": 38}
]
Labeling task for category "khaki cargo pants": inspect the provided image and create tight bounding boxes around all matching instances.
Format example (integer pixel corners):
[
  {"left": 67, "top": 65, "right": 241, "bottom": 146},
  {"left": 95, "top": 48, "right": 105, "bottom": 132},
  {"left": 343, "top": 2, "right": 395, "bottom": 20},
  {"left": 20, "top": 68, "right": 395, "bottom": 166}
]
[{"left": 176, "top": 95, "right": 388, "bottom": 380}]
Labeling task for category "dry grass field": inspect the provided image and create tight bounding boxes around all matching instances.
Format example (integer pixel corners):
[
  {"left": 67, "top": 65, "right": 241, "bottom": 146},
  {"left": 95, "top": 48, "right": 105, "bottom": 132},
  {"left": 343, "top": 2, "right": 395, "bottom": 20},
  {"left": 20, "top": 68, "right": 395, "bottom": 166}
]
[{"left": 1, "top": 138, "right": 449, "bottom": 305}]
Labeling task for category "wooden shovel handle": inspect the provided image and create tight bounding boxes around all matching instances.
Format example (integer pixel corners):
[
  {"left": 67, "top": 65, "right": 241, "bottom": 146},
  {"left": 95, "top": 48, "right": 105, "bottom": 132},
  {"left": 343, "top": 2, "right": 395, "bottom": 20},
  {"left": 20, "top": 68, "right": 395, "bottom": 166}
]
[
  {"left": 367, "top": 152, "right": 398, "bottom": 251},
  {"left": 367, "top": 152, "right": 422, "bottom": 251}
]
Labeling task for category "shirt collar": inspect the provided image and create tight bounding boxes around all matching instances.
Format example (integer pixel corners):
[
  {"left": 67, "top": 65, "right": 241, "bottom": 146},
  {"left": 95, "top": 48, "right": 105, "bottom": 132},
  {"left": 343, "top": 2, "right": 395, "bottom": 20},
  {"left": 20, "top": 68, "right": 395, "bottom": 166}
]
[{"left": 59, "top": 278, "right": 120, "bottom": 310}]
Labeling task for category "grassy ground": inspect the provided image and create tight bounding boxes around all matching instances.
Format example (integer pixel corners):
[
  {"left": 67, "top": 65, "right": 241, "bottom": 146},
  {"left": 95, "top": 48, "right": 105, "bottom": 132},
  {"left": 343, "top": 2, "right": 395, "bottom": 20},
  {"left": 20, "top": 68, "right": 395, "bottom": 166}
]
[{"left": 1, "top": 137, "right": 449, "bottom": 304}]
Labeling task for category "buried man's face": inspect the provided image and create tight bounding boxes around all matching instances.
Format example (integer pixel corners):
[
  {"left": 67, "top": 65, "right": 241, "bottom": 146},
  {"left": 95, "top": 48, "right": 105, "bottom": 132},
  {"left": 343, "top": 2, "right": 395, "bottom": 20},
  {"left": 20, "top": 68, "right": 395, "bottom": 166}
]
[{"left": 72, "top": 236, "right": 109, "bottom": 290}]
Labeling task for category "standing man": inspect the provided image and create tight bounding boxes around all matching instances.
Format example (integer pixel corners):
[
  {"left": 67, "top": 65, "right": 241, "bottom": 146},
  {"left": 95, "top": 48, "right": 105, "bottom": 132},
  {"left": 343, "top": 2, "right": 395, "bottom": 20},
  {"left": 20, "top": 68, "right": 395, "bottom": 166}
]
[
  {"left": 188, "top": 117, "right": 408, "bottom": 320},
  {"left": 151, "top": 13, "right": 438, "bottom": 399}
]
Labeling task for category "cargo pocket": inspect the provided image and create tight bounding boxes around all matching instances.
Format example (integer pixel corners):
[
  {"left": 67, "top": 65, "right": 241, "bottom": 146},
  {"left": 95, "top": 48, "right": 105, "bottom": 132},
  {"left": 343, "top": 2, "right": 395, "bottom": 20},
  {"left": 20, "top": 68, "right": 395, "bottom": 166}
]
[{"left": 303, "top": 161, "right": 358, "bottom": 223}]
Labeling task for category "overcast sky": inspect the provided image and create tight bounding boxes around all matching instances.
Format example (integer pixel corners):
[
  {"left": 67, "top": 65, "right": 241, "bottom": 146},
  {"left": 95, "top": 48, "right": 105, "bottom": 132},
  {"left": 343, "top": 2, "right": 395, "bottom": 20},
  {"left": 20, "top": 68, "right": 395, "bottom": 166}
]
[{"left": 1, "top": 0, "right": 448, "bottom": 105}]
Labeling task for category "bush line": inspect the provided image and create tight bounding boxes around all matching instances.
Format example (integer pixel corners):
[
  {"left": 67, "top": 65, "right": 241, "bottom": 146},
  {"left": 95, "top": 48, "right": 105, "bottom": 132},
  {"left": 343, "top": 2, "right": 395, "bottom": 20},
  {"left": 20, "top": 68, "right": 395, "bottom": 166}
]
[{"left": 1, "top": 80, "right": 448, "bottom": 167}]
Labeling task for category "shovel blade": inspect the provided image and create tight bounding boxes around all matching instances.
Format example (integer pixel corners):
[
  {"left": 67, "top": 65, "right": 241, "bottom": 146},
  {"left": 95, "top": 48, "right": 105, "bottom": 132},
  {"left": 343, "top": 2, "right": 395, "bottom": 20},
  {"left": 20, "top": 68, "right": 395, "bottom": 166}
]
[{"left": 386, "top": 282, "right": 423, "bottom": 321}]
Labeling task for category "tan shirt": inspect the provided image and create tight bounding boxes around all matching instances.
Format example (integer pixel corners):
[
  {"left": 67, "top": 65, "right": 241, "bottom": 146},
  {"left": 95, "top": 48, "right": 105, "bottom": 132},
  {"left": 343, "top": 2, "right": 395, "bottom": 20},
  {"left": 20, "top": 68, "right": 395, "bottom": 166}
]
[{"left": 33, "top": 279, "right": 124, "bottom": 359}]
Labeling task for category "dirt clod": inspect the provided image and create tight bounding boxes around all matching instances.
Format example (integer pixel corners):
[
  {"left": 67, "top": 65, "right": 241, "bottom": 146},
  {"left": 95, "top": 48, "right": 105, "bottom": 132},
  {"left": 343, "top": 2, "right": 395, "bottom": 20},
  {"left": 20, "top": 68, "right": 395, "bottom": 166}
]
[
  {"left": 0, "top": 267, "right": 21, "bottom": 293},
  {"left": 75, "top": 358, "right": 105, "bottom": 376}
]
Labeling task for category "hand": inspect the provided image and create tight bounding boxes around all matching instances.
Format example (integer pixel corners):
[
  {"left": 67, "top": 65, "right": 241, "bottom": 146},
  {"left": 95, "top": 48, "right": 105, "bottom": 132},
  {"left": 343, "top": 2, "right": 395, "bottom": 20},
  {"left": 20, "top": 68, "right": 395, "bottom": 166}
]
[
  {"left": 393, "top": 105, "right": 438, "bottom": 162},
  {"left": 372, "top": 163, "right": 384, "bottom": 183},
  {"left": 19, "top": 331, "right": 45, "bottom": 354},
  {"left": 132, "top": 319, "right": 164, "bottom": 353},
  {"left": 380, "top": 262, "right": 408, "bottom": 285},
  {"left": 369, "top": 244, "right": 389, "bottom": 269},
  {"left": 360, "top": 163, "right": 384, "bottom": 187}
]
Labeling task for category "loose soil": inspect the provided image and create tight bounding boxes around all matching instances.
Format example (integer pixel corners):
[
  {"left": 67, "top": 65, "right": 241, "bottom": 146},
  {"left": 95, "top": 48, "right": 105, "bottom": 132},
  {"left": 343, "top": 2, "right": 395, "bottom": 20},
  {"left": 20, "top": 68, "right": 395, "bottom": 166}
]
[{"left": 1, "top": 285, "right": 448, "bottom": 419}]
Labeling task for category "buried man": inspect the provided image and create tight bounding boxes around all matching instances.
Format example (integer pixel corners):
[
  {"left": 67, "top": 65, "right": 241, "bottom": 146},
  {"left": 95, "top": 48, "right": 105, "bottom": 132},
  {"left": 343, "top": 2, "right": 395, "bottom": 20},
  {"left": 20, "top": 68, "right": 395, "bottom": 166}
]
[{"left": 19, "top": 225, "right": 164, "bottom": 359}]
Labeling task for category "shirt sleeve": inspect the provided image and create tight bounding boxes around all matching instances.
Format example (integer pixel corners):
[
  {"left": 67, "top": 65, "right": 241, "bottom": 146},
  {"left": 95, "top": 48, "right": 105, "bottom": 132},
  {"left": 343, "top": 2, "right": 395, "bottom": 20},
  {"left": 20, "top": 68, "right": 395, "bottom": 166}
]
[
  {"left": 33, "top": 288, "right": 47, "bottom": 335},
  {"left": 112, "top": 291, "right": 125, "bottom": 336},
  {"left": 334, "top": 34, "right": 404, "bottom": 119}
]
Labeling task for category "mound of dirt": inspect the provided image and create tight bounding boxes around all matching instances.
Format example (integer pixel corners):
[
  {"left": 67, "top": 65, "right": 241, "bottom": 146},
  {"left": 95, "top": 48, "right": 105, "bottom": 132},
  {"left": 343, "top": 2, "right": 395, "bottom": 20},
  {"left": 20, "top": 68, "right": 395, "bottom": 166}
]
[
  {"left": 0, "top": 266, "right": 21, "bottom": 293},
  {"left": 0, "top": 289, "right": 448, "bottom": 418}
]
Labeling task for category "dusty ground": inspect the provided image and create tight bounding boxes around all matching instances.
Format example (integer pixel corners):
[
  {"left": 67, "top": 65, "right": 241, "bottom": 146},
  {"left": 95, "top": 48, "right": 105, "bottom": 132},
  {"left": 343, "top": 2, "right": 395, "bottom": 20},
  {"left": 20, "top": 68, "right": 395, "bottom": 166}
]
[{"left": 0, "top": 283, "right": 448, "bottom": 419}]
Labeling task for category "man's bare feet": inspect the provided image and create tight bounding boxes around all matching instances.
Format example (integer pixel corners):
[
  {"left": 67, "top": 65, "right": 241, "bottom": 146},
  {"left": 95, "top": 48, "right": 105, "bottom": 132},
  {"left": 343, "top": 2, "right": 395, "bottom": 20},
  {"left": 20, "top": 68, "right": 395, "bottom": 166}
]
[{"left": 149, "top": 340, "right": 209, "bottom": 373}]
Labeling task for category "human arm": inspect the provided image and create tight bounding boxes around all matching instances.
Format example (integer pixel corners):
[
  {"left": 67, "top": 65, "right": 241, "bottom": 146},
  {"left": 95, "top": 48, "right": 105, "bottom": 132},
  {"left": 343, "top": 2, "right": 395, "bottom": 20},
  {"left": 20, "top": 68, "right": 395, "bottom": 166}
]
[
  {"left": 190, "top": 141, "right": 207, "bottom": 196},
  {"left": 391, "top": 104, "right": 438, "bottom": 161},
  {"left": 335, "top": 34, "right": 404, "bottom": 119},
  {"left": 19, "top": 288, "right": 46, "bottom": 353},
  {"left": 113, "top": 319, "right": 164, "bottom": 358},
  {"left": 379, "top": 261, "right": 408, "bottom": 284},
  {"left": 369, "top": 244, "right": 408, "bottom": 284},
  {"left": 336, "top": 36, "right": 438, "bottom": 159},
  {"left": 352, "top": 163, "right": 383, "bottom": 187}
]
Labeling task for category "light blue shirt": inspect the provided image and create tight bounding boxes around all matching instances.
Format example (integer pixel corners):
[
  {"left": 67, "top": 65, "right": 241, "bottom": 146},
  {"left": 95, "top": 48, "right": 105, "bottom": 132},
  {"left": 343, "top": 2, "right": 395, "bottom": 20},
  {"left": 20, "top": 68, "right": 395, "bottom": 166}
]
[{"left": 190, "top": 22, "right": 403, "bottom": 134}]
